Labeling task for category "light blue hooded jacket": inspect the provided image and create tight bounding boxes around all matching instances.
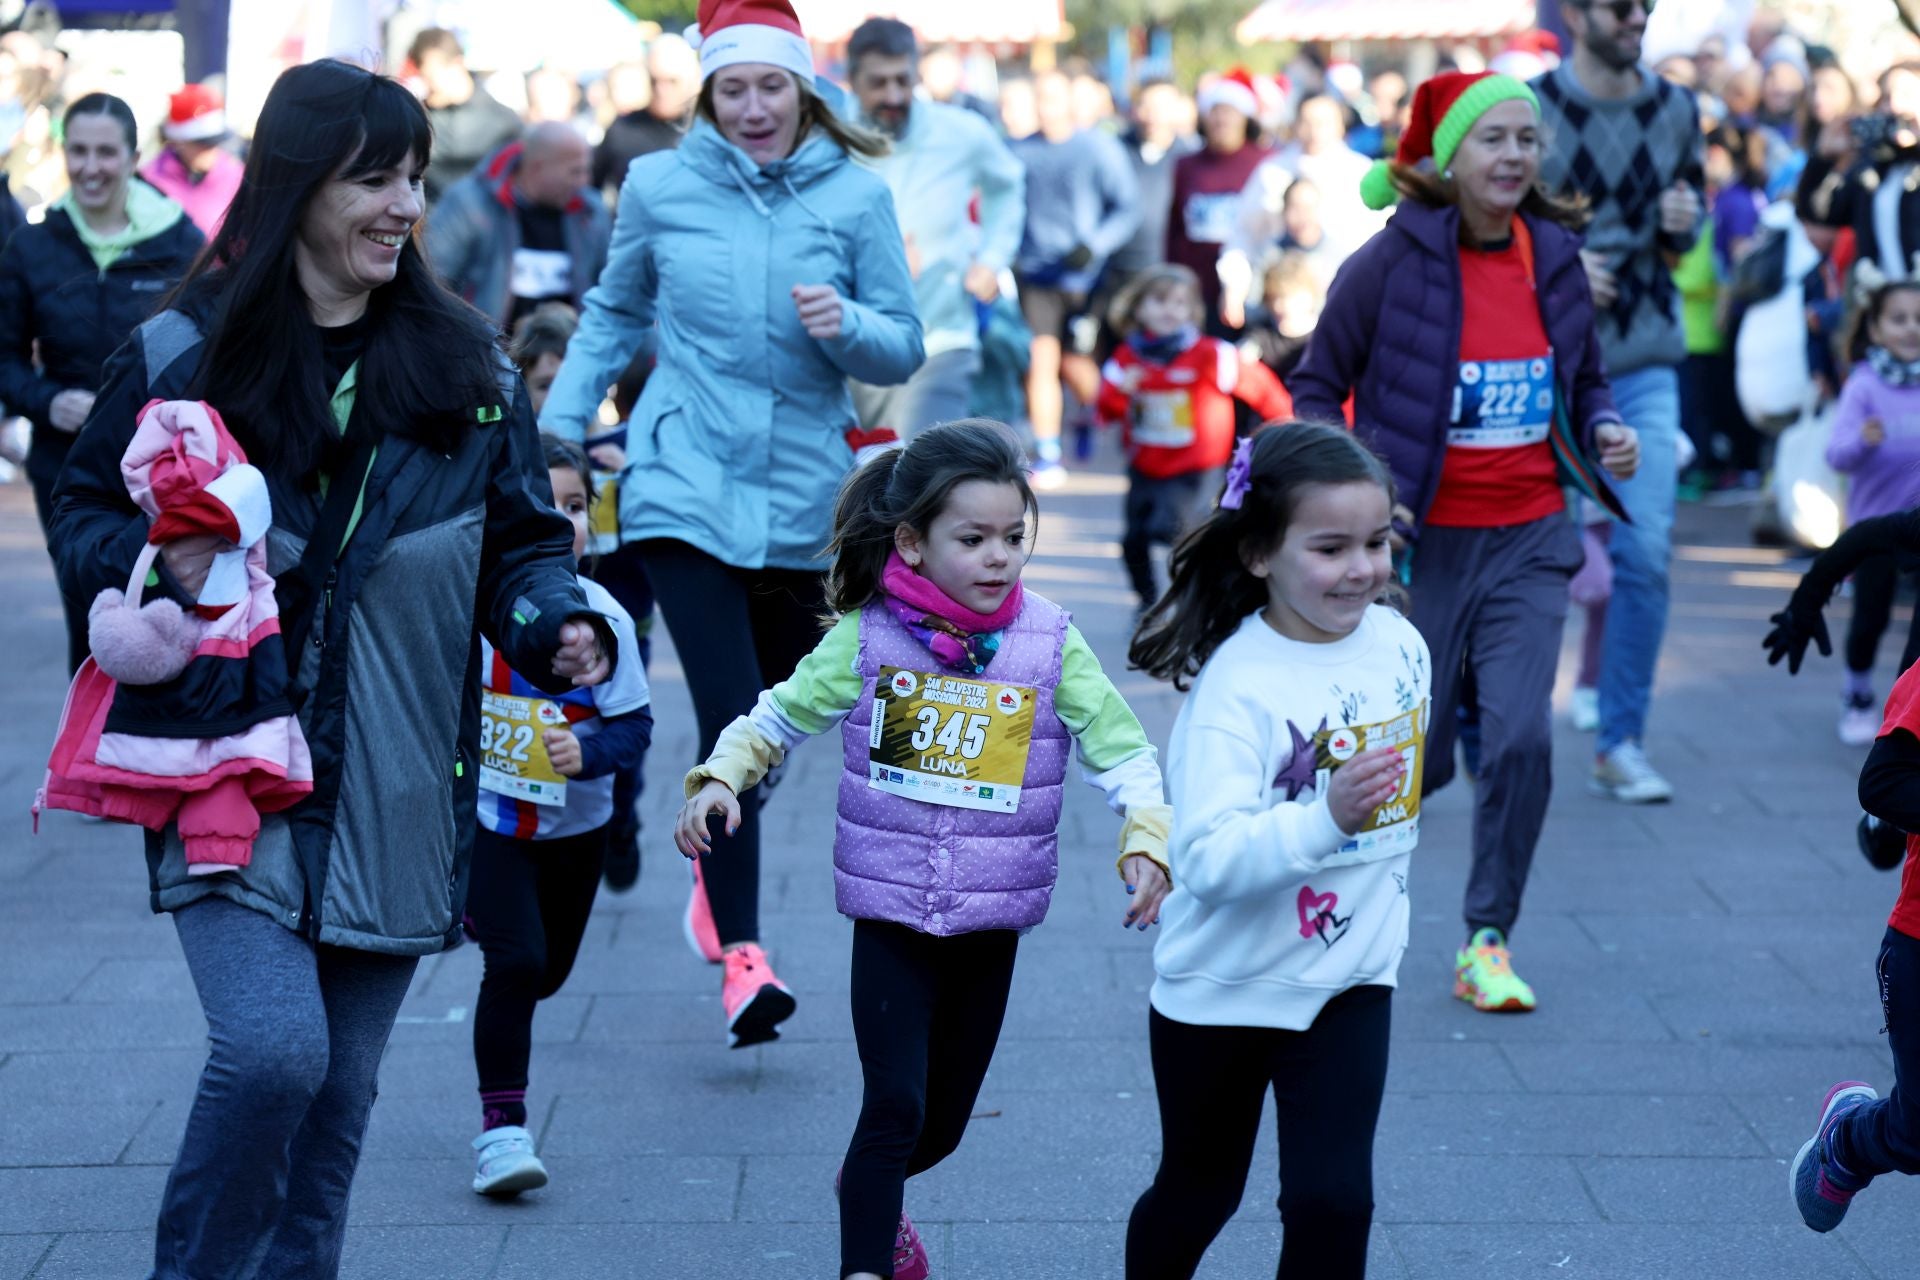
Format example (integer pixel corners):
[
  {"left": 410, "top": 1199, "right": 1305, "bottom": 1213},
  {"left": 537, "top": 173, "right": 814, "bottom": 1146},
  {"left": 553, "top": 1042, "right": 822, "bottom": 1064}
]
[{"left": 540, "top": 118, "right": 924, "bottom": 570}]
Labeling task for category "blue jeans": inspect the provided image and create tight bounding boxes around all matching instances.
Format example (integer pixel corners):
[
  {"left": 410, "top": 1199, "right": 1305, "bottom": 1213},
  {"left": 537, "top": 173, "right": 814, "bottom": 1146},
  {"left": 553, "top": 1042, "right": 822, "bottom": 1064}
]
[
  {"left": 153, "top": 898, "right": 418, "bottom": 1280},
  {"left": 1597, "top": 365, "right": 1680, "bottom": 754}
]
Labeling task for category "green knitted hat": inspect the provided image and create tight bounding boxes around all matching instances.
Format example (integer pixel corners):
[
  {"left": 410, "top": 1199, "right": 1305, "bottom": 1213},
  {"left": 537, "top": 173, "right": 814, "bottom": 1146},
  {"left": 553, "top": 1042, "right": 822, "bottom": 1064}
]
[{"left": 1360, "top": 71, "right": 1541, "bottom": 211}]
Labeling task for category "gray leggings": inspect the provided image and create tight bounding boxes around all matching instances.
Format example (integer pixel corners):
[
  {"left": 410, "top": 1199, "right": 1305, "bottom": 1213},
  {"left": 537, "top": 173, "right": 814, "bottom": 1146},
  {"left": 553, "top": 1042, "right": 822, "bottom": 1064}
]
[{"left": 153, "top": 897, "right": 417, "bottom": 1280}]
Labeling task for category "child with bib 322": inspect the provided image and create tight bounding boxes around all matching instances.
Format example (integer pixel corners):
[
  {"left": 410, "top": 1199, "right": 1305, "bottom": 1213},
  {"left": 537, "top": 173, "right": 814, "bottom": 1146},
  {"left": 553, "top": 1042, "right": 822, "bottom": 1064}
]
[
  {"left": 466, "top": 436, "right": 653, "bottom": 1197},
  {"left": 674, "top": 419, "right": 1173, "bottom": 1280},
  {"left": 1125, "top": 423, "right": 1429, "bottom": 1280}
]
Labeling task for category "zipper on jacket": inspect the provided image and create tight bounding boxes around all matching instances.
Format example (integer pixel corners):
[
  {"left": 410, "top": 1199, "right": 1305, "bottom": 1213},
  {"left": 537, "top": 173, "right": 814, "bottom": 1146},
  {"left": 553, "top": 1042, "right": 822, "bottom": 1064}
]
[{"left": 317, "top": 568, "right": 336, "bottom": 650}]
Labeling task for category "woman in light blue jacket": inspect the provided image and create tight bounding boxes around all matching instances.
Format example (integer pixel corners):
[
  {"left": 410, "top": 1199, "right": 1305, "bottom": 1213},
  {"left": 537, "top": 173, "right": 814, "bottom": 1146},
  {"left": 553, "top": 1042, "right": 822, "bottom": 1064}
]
[{"left": 541, "top": 10, "right": 922, "bottom": 1048}]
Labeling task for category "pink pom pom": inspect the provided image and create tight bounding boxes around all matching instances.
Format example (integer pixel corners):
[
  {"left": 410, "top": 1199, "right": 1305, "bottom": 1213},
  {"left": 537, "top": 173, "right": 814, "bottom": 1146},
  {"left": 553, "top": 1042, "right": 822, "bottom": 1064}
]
[{"left": 88, "top": 588, "right": 198, "bottom": 685}]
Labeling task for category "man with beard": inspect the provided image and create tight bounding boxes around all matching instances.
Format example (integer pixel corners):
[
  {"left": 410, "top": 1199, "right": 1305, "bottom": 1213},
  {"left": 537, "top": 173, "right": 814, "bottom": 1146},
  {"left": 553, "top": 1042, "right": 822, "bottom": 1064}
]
[
  {"left": 1813, "top": 62, "right": 1920, "bottom": 284},
  {"left": 1533, "top": 0, "right": 1705, "bottom": 805},
  {"left": 844, "top": 17, "right": 1025, "bottom": 436}
]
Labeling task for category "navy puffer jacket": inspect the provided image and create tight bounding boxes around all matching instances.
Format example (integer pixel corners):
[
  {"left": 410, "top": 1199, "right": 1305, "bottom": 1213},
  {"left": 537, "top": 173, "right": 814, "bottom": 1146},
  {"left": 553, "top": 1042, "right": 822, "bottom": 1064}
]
[{"left": 1292, "top": 199, "right": 1626, "bottom": 535}]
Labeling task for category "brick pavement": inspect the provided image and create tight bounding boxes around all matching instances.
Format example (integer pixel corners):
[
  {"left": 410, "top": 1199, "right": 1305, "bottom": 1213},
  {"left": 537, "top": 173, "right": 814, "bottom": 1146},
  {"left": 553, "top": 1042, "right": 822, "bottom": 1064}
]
[{"left": 1, "top": 467, "right": 1917, "bottom": 1279}]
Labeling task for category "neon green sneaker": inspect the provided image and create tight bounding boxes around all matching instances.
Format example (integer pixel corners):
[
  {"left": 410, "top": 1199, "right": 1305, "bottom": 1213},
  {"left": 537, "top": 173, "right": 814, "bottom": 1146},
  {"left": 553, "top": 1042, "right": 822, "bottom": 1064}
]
[{"left": 1454, "top": 927, "right": 1536, "bottom": 1012}]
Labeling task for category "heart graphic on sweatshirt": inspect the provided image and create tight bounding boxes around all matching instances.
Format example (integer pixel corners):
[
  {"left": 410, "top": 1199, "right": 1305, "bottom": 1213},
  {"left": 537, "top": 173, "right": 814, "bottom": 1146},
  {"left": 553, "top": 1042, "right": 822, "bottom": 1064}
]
[{"left": 1296, "top": 885, "right": 1352, "bottom": 949}]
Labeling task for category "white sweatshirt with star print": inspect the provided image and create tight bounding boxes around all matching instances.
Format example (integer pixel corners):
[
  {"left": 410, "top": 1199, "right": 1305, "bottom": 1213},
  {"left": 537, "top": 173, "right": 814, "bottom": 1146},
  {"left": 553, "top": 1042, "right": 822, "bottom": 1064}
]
[{"left": 1151, "top": 606, "right": 1430, "bottom": 1030}]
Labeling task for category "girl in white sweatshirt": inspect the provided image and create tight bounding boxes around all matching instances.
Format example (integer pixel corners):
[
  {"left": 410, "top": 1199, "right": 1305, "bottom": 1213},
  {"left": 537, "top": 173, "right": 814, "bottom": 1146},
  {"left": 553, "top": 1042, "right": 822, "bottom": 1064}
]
[{"left": 1124, "top": 422, "right": 1429, "bottom": 1280}]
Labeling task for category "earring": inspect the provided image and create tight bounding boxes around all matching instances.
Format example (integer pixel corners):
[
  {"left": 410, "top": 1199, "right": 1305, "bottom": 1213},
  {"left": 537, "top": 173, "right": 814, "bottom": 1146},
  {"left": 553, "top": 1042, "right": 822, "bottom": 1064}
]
[{"left": 1442, "top": 167, "right": 1454, "bottom": 180}]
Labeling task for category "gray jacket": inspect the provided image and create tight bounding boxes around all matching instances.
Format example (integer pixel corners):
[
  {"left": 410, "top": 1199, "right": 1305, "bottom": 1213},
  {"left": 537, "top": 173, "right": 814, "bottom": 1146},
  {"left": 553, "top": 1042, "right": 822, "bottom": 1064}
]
[
  {"left": 51, "top": 309, "right": 604, "bottom": 955},
  {"left": 426, "top": 142, "right": 612, "bottom": 330}
]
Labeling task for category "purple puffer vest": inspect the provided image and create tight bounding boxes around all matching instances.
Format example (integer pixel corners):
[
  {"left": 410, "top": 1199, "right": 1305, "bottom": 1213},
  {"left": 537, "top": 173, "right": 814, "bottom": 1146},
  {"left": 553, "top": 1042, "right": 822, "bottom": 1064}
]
[{"left": 836, "top": 592, "right": 1071, "bottom": 935}]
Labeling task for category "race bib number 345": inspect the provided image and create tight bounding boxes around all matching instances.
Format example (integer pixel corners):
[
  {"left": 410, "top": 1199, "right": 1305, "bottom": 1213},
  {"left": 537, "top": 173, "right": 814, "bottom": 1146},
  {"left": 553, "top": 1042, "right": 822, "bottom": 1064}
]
[
  {"left": 480, "top": 689, "right": 568, "bottom": 807},
  {"left": 868, "top": 666, "right": 1036, "bottom": 811}
]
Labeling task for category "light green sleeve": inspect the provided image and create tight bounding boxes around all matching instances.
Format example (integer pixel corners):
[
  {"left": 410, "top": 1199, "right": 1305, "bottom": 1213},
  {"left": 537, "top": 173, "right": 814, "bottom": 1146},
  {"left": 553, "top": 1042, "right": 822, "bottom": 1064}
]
[
  {"left": 684, "top": 611, "right": 863, "bottom": 799},
  {"left": 1050, "top": 623, "right": 1172, "bottom": 882},
  {"left": 1052, "top": 624, "right": 1154, "bottom": 770},
  {"left": 764, "top": 610, "right": 864, "bottom": 732}
]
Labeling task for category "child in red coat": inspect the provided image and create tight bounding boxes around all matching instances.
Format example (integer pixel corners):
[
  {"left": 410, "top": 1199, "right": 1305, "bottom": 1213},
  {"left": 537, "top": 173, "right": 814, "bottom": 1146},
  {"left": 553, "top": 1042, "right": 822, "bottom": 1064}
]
[{"left": 1098, "top": 264, "right": 1293, "bottom": 608}]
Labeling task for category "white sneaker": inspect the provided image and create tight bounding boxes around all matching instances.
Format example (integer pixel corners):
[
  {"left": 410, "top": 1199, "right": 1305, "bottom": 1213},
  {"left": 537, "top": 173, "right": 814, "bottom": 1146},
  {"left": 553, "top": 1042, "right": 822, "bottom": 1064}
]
[
  {"left": 1839, "top": 694, "right": 1879, "bottom": 748},
  {"left": 1030, "top": 459, "right": 1068, "bottom": 491},
  {"left": 472, "top": 1125, "right": 548, "bottom": 1196},
  {"left": 1569, "top": 686, "right": 1599, "bottom": 732},
  {"left": 1591, "top": 742, "right": 1674, "bottom": 804}
]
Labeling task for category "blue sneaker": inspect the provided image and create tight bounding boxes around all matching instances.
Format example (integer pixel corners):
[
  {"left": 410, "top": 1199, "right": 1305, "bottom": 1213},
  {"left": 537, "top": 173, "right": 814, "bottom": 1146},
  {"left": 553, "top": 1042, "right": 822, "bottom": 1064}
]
[{"left": 1791, "top": 1081, "right": 1877, "bottom": 1232}]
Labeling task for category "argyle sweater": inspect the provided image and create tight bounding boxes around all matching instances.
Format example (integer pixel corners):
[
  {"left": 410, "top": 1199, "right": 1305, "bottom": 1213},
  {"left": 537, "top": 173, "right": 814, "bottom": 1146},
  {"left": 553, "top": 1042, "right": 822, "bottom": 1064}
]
[{"left": 1533, "top": 65, "right": 1705, "bottom": 376}]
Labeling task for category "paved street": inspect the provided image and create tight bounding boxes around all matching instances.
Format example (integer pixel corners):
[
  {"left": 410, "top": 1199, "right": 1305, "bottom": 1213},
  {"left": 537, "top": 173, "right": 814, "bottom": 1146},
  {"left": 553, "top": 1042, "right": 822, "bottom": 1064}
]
[{"left": 2, "top": 462, "right": 1918, "bottom": 1280}]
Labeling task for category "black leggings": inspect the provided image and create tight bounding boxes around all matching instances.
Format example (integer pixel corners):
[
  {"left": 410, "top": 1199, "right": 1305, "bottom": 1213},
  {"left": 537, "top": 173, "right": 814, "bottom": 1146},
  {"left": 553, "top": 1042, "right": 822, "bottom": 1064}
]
[
  {"left": 840, "top": 920, "right": 1019, "bottom": 1278},
  {"left": 467, "top": 824, "right": 607, "bottom": 1128},
  {"left": 640, "top": 538, "right": 826, "bottom": 946},
  {"left": 1845, "top": 552, "right": 1920, "bottom": 678},
  {"left": 1126, "top": 986, "right": 1392, "bottom": 1280}
]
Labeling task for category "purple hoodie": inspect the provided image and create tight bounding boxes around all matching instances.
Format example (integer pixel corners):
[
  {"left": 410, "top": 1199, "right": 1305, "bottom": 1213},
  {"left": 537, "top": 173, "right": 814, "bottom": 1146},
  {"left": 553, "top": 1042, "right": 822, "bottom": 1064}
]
[
  {"left": 835, "top": 594, "right": 1071, "bottom": 936},
  {"left": 1291, "top": 199, "right": 1626, "bottom": 535},
  {"left": 1826, "top": 361, "right": 1920, "bottom": 523}
]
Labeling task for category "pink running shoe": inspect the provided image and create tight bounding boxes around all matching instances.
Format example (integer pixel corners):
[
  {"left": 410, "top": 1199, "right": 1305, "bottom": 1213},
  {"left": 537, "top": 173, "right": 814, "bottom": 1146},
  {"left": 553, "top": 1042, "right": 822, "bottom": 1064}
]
[
  {"left": 892, "top": 1212, "right": 931, "bottom": 1280},
  {"left": 683, "top": 859, "right": 722, "bottom": 964},
  {"left": 833, "top": 1168, "right": 930, "bottom": 1280},
  {"left": 721, "top": 943, "right": 795, "bottom": 1048}
]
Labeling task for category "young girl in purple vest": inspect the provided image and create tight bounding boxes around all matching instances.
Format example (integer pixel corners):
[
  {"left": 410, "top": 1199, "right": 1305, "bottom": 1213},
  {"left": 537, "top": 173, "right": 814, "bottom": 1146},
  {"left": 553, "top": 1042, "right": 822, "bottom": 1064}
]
[
  {"left": 1125, "top": 423, "right": 1429, "bottom": 1279},
  {"left": 673, "top": 418, "right": 1172, "bottom": 1280}
]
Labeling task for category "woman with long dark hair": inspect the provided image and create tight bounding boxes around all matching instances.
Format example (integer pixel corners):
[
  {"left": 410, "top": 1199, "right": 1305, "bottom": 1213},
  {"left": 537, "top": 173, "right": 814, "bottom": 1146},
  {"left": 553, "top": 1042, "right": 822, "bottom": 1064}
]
[
  {"left": 49, "top": 60, "right": 615, "bottom": 1278},
  {"left": 1294, "top": 71, "right": 1639, "bottom": 1016},
  {"left": 542, "top": 0, "right": 922, "bottom": 1046},
  {"left": 0, "top": 92, "right": 202, "bottom": 673}
]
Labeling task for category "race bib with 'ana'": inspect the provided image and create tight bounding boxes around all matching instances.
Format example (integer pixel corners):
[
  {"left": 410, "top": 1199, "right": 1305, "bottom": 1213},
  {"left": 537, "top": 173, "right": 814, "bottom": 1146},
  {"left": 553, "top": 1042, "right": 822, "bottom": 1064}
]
[
  {"left": 1135, "top": 388, "right": 1197, "bottom": 448},
  {"left": 480, "top": 689, "right": 568, "bottom": 806},
  {"left": 1448, "top": 353, "right": 1555, "bottom": 449},
  {"left": 1312, "top": 702, "right": 1428, "bottom": 855},
  {"left": 868, "top": 666, "right": 1036, "bottom": 812}
]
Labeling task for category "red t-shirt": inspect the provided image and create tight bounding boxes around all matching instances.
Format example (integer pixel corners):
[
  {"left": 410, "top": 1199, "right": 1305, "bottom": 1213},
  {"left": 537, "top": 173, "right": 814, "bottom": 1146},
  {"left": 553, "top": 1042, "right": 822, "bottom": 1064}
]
[
  {"left": 1422, "top": 237, "right": 1566, "bottom": 528},
  {"left": 1878, "top": 664, "right": 1920, "bottom": 941}
]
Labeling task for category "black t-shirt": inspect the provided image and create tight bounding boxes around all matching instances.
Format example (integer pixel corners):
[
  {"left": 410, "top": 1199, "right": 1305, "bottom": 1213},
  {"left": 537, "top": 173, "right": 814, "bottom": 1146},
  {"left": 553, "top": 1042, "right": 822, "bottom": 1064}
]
[
  {"left": 319, "top": 311, "right": 372, "bottom": 393},
  {"left": 509, "top": 203, "right": 571, "bottom": 327}
]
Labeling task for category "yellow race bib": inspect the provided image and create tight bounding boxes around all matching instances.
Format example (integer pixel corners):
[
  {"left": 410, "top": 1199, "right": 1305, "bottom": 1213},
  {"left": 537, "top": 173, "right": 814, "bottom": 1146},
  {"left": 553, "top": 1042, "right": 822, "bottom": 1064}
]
[
  {"left": 868, "top": 666, "right": 1035, "bottom": 812},
  {"left": 480, "top": 689, "right": 569, "bottom": 807},
  {"left": 1134, "top": 388, "right": 1196, "bottom": 448},
  {"left": 1312, "top": 702, "right": 1427, "bottom": 855},
  {"left": 587, "top": 470, "right": 621, "bottom": 555}
]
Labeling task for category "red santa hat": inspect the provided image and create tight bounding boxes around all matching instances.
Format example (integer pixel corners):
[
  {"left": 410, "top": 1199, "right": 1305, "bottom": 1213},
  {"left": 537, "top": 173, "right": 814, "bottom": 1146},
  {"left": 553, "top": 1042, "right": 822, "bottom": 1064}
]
[
  {"left": 1197, "top": 67, "right": 1259, "bottom": 121},
  {"left": 694, "top": 0, "right": 814, "bottom": 86},
  {"left": 163, "top": 83, "right": 227, "bottom": 143}
]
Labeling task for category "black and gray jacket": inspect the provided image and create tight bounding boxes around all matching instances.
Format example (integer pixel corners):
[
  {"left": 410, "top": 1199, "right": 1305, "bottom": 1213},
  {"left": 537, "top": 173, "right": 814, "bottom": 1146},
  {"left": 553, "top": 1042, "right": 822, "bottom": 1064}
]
[{"left": 50, "top": 308, "right": 608, "bottom": 955}]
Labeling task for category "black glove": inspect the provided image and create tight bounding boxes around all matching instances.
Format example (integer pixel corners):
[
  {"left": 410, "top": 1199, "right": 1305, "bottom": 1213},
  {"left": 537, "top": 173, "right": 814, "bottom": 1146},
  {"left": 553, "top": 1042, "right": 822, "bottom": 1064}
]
[
  {"left": 1763, "top": 510, "right": 1920, "bottom": 673},
  {"left": 1762, "top": 601, "right": 1832, "bottom": 675},
  {"left": 1061, "top": 243, "right": 1094, "bottom": 271}
]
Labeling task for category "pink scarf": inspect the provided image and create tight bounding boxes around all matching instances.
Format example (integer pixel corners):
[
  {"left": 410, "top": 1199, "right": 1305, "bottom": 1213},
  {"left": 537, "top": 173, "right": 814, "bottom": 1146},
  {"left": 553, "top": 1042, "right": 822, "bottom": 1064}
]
[{"left": 880, "top": 551, "right": 1024, "bottom": 674}]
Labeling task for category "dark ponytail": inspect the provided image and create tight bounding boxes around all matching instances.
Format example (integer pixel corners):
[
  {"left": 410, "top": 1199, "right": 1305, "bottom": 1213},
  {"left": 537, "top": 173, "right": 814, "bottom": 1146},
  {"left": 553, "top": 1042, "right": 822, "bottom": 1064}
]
[
  {"left": 824, "top": 418, "right": 1036, "bottom": 615},
  {"left": 1129, "top": 422, "right": 1396, "bottom": 690}
]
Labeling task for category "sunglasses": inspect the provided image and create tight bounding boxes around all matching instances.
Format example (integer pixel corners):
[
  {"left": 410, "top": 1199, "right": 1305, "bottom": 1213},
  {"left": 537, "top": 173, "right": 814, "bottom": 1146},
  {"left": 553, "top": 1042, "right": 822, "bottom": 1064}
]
[{"left": 1583, "top": 0, "right": 1653, "bottom": 18}]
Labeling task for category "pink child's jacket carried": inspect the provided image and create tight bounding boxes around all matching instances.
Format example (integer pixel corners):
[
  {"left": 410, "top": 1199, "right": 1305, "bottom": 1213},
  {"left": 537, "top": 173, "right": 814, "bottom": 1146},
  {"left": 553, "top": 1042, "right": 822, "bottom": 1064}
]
[{"left": 36, "top": 399, "right": 313, "bottom": 873}]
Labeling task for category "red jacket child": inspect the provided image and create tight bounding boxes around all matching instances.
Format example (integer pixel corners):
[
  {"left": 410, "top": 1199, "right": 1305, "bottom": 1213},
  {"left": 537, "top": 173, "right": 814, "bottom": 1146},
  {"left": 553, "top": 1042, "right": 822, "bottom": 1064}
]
[{"left": 1098, "top": 332, "right": 1293, "bottom": 479}]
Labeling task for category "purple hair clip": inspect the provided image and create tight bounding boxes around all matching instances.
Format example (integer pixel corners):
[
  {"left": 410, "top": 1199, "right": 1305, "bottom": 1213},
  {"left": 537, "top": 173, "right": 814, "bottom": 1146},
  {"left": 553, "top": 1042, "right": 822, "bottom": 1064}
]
[{"left": 1220, "top": 437, "right": 1256, "bottom": 510}]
